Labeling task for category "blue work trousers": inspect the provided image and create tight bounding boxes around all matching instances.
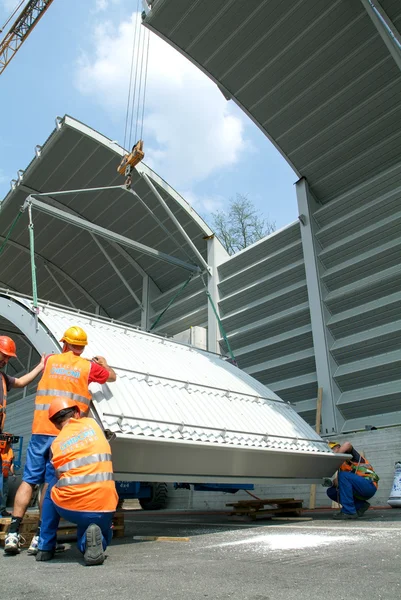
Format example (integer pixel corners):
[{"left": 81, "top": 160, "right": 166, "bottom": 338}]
[
  {"left": 39, "top": 481, "right": 114, "bottom": 554},
  {"left": 327, "top": 471, "right": 377, "bottom": 514},
  {"left": 0, "top": 472, "right": 3, "bottom": 511}
]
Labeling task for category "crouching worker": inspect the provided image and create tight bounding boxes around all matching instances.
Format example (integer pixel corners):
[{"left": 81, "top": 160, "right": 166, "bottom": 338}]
[
  {"left": 36, "top": 397, "right": 118, "bottom": 565},
  {"left": 327, "top": 441, "right": 379, "bottom": 520}
]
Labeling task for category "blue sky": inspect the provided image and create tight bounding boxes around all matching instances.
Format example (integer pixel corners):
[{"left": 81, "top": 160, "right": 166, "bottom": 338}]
[{"left": 0, "top": 0, "right": 298, "bottom": 230}]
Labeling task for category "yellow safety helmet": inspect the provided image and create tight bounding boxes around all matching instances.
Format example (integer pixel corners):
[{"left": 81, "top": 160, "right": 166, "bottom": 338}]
[
  {"left": 328, "top": 441, "right": 340, "bottom": 449},
  {"left": 60, "top": 326, "right": 88, "bottom": 347}
]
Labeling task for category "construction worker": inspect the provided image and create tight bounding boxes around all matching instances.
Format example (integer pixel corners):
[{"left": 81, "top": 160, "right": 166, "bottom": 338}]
[
  {"left": 327, "top": 441, "right": 379, "bottom": 520},
  {"left": 36, "top": 397, "right": 118, "bottom": 565},
  {"left": 0, "top": 435, "right": 15, "bottom": 516},
  {"left": 5, "top": 326, "right": 116, "bottom": 555},
  {"left": 0, "top": 335, "right": 45, "bottom": 515}
]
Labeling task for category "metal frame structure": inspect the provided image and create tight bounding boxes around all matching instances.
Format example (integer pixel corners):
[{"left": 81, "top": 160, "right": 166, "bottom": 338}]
[
  {"left": 295, "top": 178, "right": 342, "bottom": 435},
  {"left": 0, "top": 0, "right": 55, "bottom": 75},
  {"left": 22, "top": 191, "right": 203, "bottom": 275},
  {"left": 360, "top": 0, "right": 401, "bottom": 71}
]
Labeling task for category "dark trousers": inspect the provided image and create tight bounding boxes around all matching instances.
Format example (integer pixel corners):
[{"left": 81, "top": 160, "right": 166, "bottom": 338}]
[{"left": 327, "top": 471, "right": 377, "bottom": 514}]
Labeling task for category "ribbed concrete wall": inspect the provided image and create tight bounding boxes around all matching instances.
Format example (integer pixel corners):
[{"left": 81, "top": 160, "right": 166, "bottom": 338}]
[
  {"left": 217, "top": 223, "right": 316, "bottom": 425},
  {"left": 313, "top": 161, "right": 401, "bottom": 432}
]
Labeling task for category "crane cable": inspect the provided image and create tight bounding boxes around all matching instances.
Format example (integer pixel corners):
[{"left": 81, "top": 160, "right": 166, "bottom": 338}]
[
  {"left": 123, "top": 7, "right": 151, "bottom": 151},
  {"left": 0, "top": 0, "right": 24, "bottom": 35},
  {"left": 123, "top": 0, "right": 140, "bottom": 151}
]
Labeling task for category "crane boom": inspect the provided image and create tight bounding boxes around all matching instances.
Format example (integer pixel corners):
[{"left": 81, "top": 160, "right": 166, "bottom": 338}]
[{"left": 0, "top": 0, "right": 55, "bottom": 75}]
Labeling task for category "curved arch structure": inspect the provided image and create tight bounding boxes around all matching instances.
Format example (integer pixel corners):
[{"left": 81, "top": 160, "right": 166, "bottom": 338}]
[
  {"left": 1, "top": 291, "right": 346, "bottom": 483},
  {"left": 0, "top": 115, "right": 226, "bottom": 324}
]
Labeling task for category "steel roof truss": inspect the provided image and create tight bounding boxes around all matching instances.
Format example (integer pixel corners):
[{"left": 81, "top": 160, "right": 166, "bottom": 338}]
[
  {"left": 23, "top": 194, "right": 202, "bottom": 274},
  {"left": 360, "top": 0, "right": 401, "bottom": 71},
  {"left": 141, "top": 173, "right": 211, "bottom": 274},
  {"left": 90, "top": 233, "right": 143, "bottom": 311}
]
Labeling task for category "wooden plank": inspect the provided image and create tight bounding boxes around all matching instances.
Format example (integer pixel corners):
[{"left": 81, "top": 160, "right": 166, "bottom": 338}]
[
  {"left": 226, "top": 497, "right": 297, "bottom": 507},
  {"left": 309, "top": 387, "right": 323, "bottom": 510}
]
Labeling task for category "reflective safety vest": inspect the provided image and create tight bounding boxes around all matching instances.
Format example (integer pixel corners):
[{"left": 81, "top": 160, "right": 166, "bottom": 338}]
[
  {"left": 1, "top": 447, "right": 13, "bottom": 477},
  {"left": 340, "top": 458, "right": 379, "bottom": 488},
  {"left": 50, "top": 417, "right": 118, "bottom": 513},
  {"left": 32, "top": 352, "right": 92, "bottom": 436},
  {"left": 0, "top": 374, "right": 7, "bottom": 432}
]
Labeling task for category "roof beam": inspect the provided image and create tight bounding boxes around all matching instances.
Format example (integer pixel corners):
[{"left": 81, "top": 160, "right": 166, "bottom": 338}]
[
  {"left": 141, "top": 173, "right": 211, "bottom": 274},
  {"left": 90, "top": 234, "right": 143, "bottom": 310},
  {"left": 23, "top": 195, "right": 201, "bottom": 274},
  {"left": 19, "top": 183, "right": 156, "bottom": 286},
  {"left": 360, "top": 0, "right": 401, "bottom": 71}
]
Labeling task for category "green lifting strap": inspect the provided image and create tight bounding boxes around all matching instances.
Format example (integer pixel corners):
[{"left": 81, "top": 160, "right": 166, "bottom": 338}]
[
  {"left": 149, "top": 273, "right": 194, "bottom": 332},
  {"left": 0, "top": 209, "right": 23, "bottom": 258},
  {"left": 27, "top": 203, "right": 39, "bottom": 310}
]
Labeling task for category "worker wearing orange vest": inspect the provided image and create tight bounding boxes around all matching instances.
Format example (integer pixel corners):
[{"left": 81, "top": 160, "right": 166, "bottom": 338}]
[
  {"left": 327, "top": 441, "right": 379, "bottom": 519},
  {"left": 36, "top": 397, "right": 118, "bottom": 565},
  {"left": 0, "top": 335, "right": 45, "bottom": 433},
  {"left": 0, "top": 438, "right": 15, "bottom": 516},
  {"left": 0, "top": 335, "right": 45, "bottom": 521},
  {"left": 5, "top": 326, "right": 116, "bottom": 556}
]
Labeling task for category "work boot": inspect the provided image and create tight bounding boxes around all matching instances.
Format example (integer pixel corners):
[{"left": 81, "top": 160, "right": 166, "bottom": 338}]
[
  {"left": 36, "top": 549, "right": 55, "bottom": 561},
  {"left": 357, "top": 501, "right": 370, "bottom": 517},
  {"left": 332, "top": 511, "right": 358, "bottom": 520},
  {"left": 4, "top": 532, "right": 22, "bottom": 554},
  {"left": 84, "top": 524, "right": 104, "bottom": 566},
  {"left": 27, "top": 535, "right": 39, "bottom": 555}
]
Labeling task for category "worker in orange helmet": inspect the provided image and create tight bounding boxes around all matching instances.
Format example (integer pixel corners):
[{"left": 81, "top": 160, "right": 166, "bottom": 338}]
[
  {"left": 36, "top": 397, "right": 118, "bottom": 565},
  {"left": 0, "top": 335, "right": 45, "bottom": 433},
  {"left": 5, "top": 326, "right": 116, "bottom": 555},
  {"left": 0, "top": 335, "right": 45, "bottom": 516}
]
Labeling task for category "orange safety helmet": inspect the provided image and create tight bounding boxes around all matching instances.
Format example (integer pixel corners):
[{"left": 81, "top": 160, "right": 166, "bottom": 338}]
[
  {"left": 60, "top": 326, "right": 88, "bottom": 347},
  {"left": 48, "top": 397, "right": 80, "bottom": 422},
  {"left": 0, "top": 336, "right": 17, "bottom": 358}
]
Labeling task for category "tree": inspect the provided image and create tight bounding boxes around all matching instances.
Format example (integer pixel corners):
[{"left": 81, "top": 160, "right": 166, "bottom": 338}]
[{"left": 212, "top": 194, "right": 276, "bottom": 255}]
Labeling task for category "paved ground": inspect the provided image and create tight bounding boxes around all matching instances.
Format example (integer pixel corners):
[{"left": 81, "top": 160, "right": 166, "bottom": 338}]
[{"left": 2, "top": 508, "right": 401, "bottom": 600}]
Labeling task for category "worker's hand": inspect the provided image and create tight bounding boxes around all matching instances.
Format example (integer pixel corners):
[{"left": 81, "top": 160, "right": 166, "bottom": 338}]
[
  {"left": 92, "top": 355, "right": 108, "bottom": 367},
  {"left": 39, "top": 353, "right": 46, "bottom": 370}
]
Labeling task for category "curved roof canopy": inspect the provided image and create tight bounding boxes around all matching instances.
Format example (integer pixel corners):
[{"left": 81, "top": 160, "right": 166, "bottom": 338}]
[
  {"left": 144, "top": 0, "right": 401, "bottom": 203},
  {"left": 0, "top": 116, "right": 215, "bottom": 322},
  {"left": 0, "top": 292, "right": 346, "bottom": 482}
]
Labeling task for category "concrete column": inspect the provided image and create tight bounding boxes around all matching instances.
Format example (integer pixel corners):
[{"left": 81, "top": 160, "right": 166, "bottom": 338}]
[
  {"left": 206, "top": 236, "right": 228, "bottom": 354},
  {"left": 141, "top": 274, "right": 159, "bottom": 331},
  {"left": 296, "top": 177, "right": 342, "bottom": 434}
]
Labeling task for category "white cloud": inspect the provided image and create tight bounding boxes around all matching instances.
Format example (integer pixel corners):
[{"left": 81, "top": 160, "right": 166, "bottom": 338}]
[
  {"left": 75, "top": 13, "right": 247, "bottom": 190},
  {"left": 93, "top": 0, "right": 120, "bottom": 13},
  {"left": 183, "top": 190, "right": 226, "bottom": 217}
]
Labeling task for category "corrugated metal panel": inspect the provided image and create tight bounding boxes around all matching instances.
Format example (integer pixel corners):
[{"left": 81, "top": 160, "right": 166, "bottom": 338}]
[
  {"left": 145, "top": 0, "right": 401, "bottom": 203},
  {"left": 2, "top": 294, "right": 327, "bottom": 456},
  {"left": 0, "top": 292, "right": 349, "bottom": 482}
]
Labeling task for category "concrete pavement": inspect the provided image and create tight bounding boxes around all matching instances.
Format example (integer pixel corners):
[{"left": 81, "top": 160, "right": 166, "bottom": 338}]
[{"left": 2, "top": 509, "right": 400, "bottom": 600}]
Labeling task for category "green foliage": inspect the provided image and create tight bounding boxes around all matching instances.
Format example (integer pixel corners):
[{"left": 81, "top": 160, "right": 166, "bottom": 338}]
[{"left": 212, "top": 194, "right": 276, "bottom": 255}]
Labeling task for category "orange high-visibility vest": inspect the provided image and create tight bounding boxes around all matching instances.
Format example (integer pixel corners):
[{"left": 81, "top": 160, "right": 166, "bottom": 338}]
[
  {"left": 0, "top": 374, "right": 7, "bottom": 432},
  {"left": 50, "top": 417, "right": 118, "bottom": 513},
  {"left": 32, "top": 352, "right": 92, "bottom": 436},
  {"left": 340, "top": 459, "right": 379, "bottom": 489},
  {"left": 1, "top": 447, "right": 14, "bottom": 477}
]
